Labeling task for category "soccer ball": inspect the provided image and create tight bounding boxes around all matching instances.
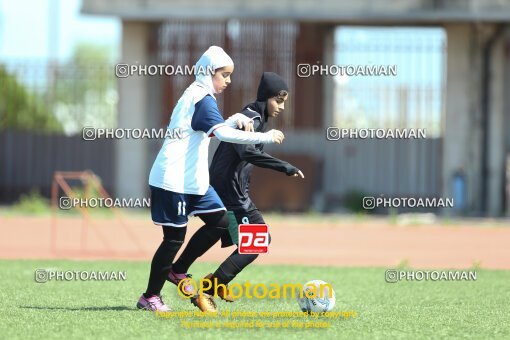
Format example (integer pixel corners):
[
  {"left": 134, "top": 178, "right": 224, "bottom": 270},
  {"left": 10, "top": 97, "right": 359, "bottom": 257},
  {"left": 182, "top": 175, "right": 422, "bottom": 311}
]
[{"left": 296, "top": 280, "right": 335, "bottom": 313}]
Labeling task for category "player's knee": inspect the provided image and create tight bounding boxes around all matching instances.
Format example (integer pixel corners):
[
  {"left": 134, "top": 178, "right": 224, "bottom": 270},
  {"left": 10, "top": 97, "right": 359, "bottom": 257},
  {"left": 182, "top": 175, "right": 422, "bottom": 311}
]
[
  {"left": 201, "top": 210, "right": 229, "bottom": 232},
  {"left": 217, "top": 211, "right": 229, "bottom": 231},
  {"left": 162, "top": 226, "right": 187, "bottom": 243},
  {"left": 160, "top": 239, "right": 183, "bottom": 253}
]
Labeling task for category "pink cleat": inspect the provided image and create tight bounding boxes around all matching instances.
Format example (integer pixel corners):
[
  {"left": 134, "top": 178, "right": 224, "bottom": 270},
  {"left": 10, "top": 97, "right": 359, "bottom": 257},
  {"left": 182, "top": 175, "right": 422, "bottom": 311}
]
[
  {"left": 136, "top": 294, "right": 170, "bottom": 312},
  {"left": 167, "top": 269, "right": 195, "bottom": 297}
]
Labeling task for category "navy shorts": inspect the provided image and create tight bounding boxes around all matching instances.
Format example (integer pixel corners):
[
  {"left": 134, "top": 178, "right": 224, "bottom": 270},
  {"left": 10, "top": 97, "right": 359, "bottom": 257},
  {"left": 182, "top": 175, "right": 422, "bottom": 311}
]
[{"left": 150, "top": 185, "right": 226, "bottom": 227}]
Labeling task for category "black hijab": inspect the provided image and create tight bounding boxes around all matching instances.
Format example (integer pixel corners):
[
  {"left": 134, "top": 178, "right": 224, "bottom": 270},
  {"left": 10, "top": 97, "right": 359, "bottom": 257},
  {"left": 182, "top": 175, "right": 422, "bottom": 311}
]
[{"left": 243, "top": 72, "right": 289, "bottom": 123}]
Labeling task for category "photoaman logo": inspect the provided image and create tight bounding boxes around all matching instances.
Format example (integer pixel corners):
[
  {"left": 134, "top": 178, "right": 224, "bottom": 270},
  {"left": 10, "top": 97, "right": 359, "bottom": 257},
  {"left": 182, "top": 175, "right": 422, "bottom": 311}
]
[{"left": 177, "top": 277, "right": 334, "bottom": 300}]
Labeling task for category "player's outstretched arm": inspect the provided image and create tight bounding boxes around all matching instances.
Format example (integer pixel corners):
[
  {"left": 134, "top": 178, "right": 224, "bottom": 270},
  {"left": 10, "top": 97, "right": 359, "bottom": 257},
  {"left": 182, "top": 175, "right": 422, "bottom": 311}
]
[
  {"left": 213, "top": 126, "right": 284, "bottom": 145},
  {"left": 234, "top": 143, "right": 304, "bottom": 178}
]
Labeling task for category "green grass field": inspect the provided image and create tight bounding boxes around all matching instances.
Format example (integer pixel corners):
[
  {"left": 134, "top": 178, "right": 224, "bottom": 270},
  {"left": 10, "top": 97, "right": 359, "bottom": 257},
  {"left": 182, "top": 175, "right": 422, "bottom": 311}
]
[{"left": 1, "top": 259, "right": 509, "bottom": 339}]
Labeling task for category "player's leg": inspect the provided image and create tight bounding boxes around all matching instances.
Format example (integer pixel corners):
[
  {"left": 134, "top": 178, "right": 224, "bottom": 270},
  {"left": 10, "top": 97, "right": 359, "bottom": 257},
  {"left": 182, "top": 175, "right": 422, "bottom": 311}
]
[
  {"left": 171, "top": 211, "right": 229, "bottom": 275},
  {"left": 168, "top": 210, "right": 229, "bottom": 312},
  {"left": 137, "top": 226, "right": 187, "bottom": 311},
  {"left": 203, "top": 209, "right": 271, "bottom": 301},
  {"left": 170, "top": 185, "right": 228, "bottom": 276},
  {"left": 167, "top": 186, "right": 228, "bottom": 312},
  {"left": 137, "top": 186, "right": 188, "bottom": 311}
]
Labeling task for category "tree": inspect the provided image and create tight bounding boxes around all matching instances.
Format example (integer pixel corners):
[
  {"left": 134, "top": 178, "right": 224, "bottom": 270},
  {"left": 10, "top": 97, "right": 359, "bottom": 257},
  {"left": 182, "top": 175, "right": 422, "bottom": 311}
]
[
  {"left": 0, "top": 65, "right": 63, "bottom": 133},
  {"left": 52, "top": 42, "right": 117, "bottom": 132}
]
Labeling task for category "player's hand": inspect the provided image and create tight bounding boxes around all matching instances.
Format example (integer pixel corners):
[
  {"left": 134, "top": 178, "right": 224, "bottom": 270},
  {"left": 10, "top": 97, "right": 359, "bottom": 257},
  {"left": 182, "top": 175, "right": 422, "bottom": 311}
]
[
  {"left": 237, "top": 119, "right": 254, "bottom": 132},
  {"left": 267, "top": 129, "right": 285, "bottom": 144},
  {"left": 292, "top": 170, "right": 305, "bottom": 178},
  {"left": 227, "top": 113, "right": 254, "bottom": 132}
]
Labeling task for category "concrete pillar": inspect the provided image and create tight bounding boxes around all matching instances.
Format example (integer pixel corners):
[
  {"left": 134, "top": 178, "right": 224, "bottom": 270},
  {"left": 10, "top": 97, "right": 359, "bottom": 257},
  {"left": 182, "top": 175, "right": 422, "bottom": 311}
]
[
  {"left": 487, "top": 27, "right": 509, "bottom": 216},
  {"left": 444, "top": 23, "right": 508, "bottom": 216},
  {"left": 443, "top": 24, "right": 482, "bottom": 215},
  {"left": 115, "top": 21, "right": 150, "bottom": 199},
  {"left": 505, "top": 30, "right": 510, "bottom": 217}
]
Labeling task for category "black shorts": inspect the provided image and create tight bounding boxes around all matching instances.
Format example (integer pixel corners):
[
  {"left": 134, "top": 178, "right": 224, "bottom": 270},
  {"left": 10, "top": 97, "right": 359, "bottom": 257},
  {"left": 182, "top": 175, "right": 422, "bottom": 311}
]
[{"left": 220, "top": 209, "right": 265, "bottom": 248}]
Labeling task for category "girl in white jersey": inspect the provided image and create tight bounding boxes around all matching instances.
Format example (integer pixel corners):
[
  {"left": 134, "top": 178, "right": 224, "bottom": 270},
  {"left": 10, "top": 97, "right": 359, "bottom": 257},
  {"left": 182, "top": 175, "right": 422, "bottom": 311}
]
[{"left": 137, "top": 46, "right": 284, "bottom": 312}]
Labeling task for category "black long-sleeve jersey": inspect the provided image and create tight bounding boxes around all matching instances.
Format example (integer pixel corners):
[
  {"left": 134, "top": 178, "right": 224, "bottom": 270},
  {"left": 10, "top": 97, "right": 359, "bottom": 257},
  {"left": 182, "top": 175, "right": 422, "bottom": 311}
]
[{"left": 209, "top": 102, "right": 299, "bottom": 211}]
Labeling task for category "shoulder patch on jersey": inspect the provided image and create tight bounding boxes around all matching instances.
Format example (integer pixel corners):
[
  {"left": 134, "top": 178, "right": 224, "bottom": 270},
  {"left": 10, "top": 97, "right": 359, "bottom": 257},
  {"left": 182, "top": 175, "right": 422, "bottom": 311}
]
[{"left": 242, "top": 107, "right": 262, "bottom": 120}]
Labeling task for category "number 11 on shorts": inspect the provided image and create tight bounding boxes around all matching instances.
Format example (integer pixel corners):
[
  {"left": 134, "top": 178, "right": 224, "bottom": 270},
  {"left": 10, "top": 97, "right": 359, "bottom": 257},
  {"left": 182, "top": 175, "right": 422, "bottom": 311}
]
[
  {"left": 177, "top": 201, "right": 186, "bottom": 216},
  {"left": 238, "top": 224, "right": 269, "bottom": 254}
]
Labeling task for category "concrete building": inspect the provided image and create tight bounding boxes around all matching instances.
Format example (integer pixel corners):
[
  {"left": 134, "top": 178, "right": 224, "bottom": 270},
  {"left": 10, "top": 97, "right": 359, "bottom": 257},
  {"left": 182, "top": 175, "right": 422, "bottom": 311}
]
[{"left": 82, "top": 0, "right": 510, "bottom": 216}]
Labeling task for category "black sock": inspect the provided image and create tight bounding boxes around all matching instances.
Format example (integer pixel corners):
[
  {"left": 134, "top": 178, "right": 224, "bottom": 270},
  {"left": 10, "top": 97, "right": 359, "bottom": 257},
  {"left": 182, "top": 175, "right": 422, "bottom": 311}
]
[
  {"left": 172, "top": 211, "right": 229, "bottom": 274},
  {"left": 213, "top": 233, "right": 271, "bottom": 284},
  {"left": 213, "top": 249, "right": 258, "bottom": 284},
  {"left": 144, "top": 226, "right": 187, "bottom": 297}
]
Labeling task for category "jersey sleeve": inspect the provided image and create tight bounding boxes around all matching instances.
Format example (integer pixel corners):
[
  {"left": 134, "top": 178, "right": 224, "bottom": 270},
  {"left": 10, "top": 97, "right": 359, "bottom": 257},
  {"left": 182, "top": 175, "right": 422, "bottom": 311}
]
[
  {"left": 233, "top": 142, "right": 299, "bottom": 175},
  {"left": 231, "top": 118, "right": 298, "bottom": 175},
  {"left": 191, "top": 95, "right": 226, "bottom": 136}
]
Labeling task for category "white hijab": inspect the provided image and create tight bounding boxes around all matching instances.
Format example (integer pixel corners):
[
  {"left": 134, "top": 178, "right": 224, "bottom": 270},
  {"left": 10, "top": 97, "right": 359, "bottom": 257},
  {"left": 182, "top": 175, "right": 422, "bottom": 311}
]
[
  {"left": 188, "top": 46, "right": 234, "bottom": 103},
  {"left": 168, "top": 46, "right": 233, "bottom": 130}
]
